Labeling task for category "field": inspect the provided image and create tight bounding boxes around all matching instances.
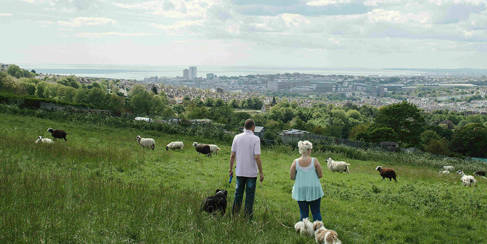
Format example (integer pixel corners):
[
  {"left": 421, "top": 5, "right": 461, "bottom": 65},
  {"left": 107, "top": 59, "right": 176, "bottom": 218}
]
[{"left": 1, "top": 112, "right": 486, "bottom": 243}]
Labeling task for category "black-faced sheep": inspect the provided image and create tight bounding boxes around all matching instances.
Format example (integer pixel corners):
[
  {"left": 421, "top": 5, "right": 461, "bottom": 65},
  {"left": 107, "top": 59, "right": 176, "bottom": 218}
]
[
  {"left": 47, "top": 128, "right": 67, "bottom": 141},
  {"left": 166, "top": 141, "right": 184, "bottom": 151},
  {"left": 136, "top": 135, "right": 155, "bottom": 150},
  {"left": 457, "top": 170, "right": 477, "bottom": 186},
  {"left": 193, "top": 142, "right": 211, "bottom": 157},
  {"left": 376, "top": 166, "right": 397, "bottom": 182}
]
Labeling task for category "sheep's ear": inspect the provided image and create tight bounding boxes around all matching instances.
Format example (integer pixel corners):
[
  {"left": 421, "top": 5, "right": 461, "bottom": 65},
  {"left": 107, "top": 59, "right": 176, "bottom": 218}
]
[{"left": 215, "top": 189, "right": 221, "bottom": 193}]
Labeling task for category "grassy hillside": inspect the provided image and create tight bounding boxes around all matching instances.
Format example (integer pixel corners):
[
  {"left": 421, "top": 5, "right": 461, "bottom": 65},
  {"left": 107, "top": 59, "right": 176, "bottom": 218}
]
[{"left": 0, "top": 113, "right": 486, "bottom": 243}]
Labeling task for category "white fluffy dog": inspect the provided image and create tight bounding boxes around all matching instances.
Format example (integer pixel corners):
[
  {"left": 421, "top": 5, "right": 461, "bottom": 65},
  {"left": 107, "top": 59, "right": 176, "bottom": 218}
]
[
  {"left": 313, "top": 221, "right": 341, "bottom": 244},
  {"left": 294, "top": 218, "right": 314, "bottom": 237}
]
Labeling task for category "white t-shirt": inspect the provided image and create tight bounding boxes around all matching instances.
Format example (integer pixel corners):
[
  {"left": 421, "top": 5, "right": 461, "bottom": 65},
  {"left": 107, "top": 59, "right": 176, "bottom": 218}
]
[{"left": 231, "top": 130, "right": 261, "bottom": 177}]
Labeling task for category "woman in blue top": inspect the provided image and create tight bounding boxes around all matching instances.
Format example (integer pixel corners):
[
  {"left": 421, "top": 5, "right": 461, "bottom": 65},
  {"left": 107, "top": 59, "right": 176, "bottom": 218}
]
[{"left": 290, "top": 140, "right": 324, "bottom": 221}]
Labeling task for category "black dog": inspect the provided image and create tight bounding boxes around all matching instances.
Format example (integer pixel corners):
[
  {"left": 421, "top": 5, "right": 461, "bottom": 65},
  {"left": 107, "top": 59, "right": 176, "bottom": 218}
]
[{"left": 202, "top": 189, "right": 228, "bottom": 215}]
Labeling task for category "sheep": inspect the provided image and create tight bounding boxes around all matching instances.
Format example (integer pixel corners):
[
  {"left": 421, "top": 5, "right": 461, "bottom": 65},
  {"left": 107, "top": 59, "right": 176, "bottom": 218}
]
[
  {"left": 439, "top": 170, "right": 450, "bottom": 175},
  {"left": 209, "top": 144, "right": 221, "bottom": 155},
  {"left": 326, "top": 158, "right": 350, "bottom": 173},
  {"left": 457, "top": 170, "right": 476, "bottom": 187},
  {"left": 136, "top": 135, "right": 155, "bottom": 150},
  {"left": 443, "top": 165, "right": 455, "bottom": 171},
  {"left": 35, "top": 136, "right": 53, "bottom": 144},
  {"left": 193, "top": 142, "right": 212, "bottom": 157},
  {"left": 474, "top": 171, "right": 486, "bottom": 177},
  {"left": 47, "top": 128, "right": 67, "bottom": 141},
  {"left": 166, "top": 141, "right": 184, "bottom": 151},
  {"left": 376, "top": 166, "right": 397, "bottom": 182}
]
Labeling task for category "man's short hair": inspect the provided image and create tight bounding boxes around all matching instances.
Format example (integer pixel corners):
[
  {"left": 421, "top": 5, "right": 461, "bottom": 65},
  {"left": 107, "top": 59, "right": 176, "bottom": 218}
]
[{"left": 244, "top": 119, "right": 255, "bottom": 130}]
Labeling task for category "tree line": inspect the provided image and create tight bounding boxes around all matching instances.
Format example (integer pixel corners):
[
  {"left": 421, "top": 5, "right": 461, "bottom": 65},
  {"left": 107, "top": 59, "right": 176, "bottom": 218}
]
[{"left": 1, "top": 66, "right": 487, "bottom": 157}]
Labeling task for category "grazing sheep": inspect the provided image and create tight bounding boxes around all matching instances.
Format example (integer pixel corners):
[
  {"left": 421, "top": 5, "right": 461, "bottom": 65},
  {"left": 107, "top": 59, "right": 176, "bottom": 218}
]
[
  {"left": 47, "top": 128, "right": 67, "bottom": 141},
  {"left": 166, "top": 141, "right": 184, "bottom": 151},
  {"left": 443, "top": 165, "right": 455, "bottom": 171},
  {"left": 209, "top": 144, "right": 221, "bottom": 155},
  {"left": 376, "top": 166, "right": 397, "bottom": 182},
  {"left": 474, "top": 171, "right": 486, "bottom": 177},
  {"left": 35, "top": 136, "right": 53, "bottom": 144},
  {"left": 193, "top": 142, "right": 211, "bottom": 157},
  {"left": 457, "top": 170, "right": 477, "bottom": 186},
  {"left": 439, "top": 170, "right": 450, "bottom": 175},
  {"left": 136, "top": 135, "right": 155, "bottom": 150},
  {"left": 326, "top": 158, "right": 350, "bottom": 173}
]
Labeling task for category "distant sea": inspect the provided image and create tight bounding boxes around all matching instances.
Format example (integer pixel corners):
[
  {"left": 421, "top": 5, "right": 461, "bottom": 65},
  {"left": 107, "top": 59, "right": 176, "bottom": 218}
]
[{"left": 19, "top": 64, "right": 487, "bottom": 81}]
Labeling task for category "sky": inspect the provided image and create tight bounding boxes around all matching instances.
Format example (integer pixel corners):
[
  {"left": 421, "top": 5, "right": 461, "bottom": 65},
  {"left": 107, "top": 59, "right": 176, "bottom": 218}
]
[{"left": 1, "top": 0, "right": 487, "bottom": 68}]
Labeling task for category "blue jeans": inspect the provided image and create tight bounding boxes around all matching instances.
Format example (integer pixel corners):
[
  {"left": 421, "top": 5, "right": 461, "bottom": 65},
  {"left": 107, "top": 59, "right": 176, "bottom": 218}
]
[
  {"left": 297, "top": 198, "right": 322, "bottom": 221},
  {"left": 232, "top": 176, "right": 256, "bottom": 218}
]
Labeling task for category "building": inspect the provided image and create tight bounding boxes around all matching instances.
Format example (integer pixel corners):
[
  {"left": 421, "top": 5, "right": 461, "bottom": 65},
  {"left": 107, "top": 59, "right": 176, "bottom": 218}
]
[
  {"left": 189, "top": 66, "right": 197, "bottom": 80},
  {"left": 183, "top": 69, "right": 189, "bottom": 80},
  {"left": 280, "top": 129, "right": 310, "bottom": 145},
  {"left": 206, "top": 73, "right": 215, "bottom": 80},
  {"left": 254, "top": 126, "right": 264, "bottom": 138}
]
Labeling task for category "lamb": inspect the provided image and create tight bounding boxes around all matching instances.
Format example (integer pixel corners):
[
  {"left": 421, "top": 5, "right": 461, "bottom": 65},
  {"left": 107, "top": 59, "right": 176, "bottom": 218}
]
[
  {"left": 166, "top": 141, "right": 184, "bottom": 151},
  {"left": 209, "top": 144, "right": 221, "bottom": 155},
  {"left": 136, "top": 135, "right": 155, "bottom": 150},
  {"left": 443, "top": 165, "right": 455, "bottom": 171},
  {"left": 193, "top": 142, "right": 212, "bottom": 157},
  {"left": 35, "top": 136, "right": 53, "bottom": 144},
  {"left": 376, "top": 166, "right": 397, "bottom": 182},
  {"left": 47, "top": 128, "right": 67, "bottom": 141},
  {"left": 326, "top": 158, "right": 350, "bottom": 173},
  {"left": 457, "top": 170, "right": 477, "bottom": 186}
]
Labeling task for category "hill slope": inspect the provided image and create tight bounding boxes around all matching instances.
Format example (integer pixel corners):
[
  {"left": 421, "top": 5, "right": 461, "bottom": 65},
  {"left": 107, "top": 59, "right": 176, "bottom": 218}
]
[{"left": 0, "top": 113, "right": 486, "bottom": 243}]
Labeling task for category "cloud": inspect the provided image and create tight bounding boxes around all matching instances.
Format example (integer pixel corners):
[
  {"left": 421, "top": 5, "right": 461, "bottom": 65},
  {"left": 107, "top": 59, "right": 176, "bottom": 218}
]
[
  {"left": 151, "top": 20, "right": 204, "bottom": 33},
  {"left": 306, "top": 0, "right": 352, "bottom": 7},
  {"left": 58, "top": 17, "right": 116, "bottom": 27},
  {"left": 75, "top": 32, "right": 154, "bottom": 38},
  {"left": 113, "top": 0, "right": 218, "bottom": 18},
  {"left": 0, "top": 13, "right": 13, "bottom": 17}
]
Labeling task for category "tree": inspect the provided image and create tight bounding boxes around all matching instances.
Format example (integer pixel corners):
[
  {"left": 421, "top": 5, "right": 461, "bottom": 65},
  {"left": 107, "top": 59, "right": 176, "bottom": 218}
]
[
  {"left": 420, "top": 130, "right": 440, "bottom": 148},
  {"left": 424, "top": 138, "right": 450, "bottom": 155},
  {"left": 360, "top": 127, "right": 398, "bottom": 143},
  {"left": 35, "top": 82, "right": 49, "bottom": 98},
  {"left": 151, "top": 86, "right": 158, "bottom": 94},
  {"left": 230, "top": 99, "right": 239, "bottom": 108},
  {"left": 58, "top": 76, "right": 80, "bottom": 89},
  {"left": 7, "top": 65, "right": 32, "bottom": 78},
  {"left": 375, "top": 102, "right": 425, "bottom": 146},
  {"left": 450, "top": 123, "right": 487, "bottom": 157}
]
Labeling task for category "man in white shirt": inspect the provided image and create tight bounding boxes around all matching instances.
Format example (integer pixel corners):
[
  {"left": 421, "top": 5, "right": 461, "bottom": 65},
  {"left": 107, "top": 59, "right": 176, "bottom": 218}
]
[{"left": 229, "top": 119, "right": 264, "bottom": 218}]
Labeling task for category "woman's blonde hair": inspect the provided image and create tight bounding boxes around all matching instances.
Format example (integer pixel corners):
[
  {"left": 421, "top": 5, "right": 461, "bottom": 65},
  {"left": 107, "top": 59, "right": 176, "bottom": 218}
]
[{"left": 298, "top": 140, "right": 312, "bottom": 155}]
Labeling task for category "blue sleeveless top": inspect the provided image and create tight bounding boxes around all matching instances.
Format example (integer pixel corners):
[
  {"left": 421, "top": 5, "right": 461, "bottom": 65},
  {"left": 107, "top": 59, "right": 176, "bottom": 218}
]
[{"left": 292, "top": 158, "right": 324, "bottom": 201}]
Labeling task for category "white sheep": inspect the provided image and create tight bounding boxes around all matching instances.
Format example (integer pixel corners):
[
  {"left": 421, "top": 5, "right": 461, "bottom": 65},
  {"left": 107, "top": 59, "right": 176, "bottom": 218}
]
[
  {"left": 209, "top": 144, "right": 220, "bottom": 155},
  {"left": 457, "top": 170, "right": 477, "bottom": 187},
  {"left": 136, "top": 135, "right": 155, "bottom": 150},
  {"left": 327, "top": 157, "right": 350, "bottom": 173},
  {"left": 35, "top": 136, "right": 53, "bottom": 144},
  {"left": 439, "top": 170, "right": 450, "bottom": 175},
  {"left": 166, "top": 141, "right": 184, "bottom": 151},
  {"left": 443, "top": 165, "right": 455, "bottom": 171}
]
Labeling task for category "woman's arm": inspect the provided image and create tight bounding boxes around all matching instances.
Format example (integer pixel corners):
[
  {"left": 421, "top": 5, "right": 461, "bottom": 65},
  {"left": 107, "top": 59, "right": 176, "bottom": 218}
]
[
  {"left": 290, "top": 161, "right": 297, "bottom": 180},
  {"left": 314, "top": 158, "right": 323, "bottom": 178}
]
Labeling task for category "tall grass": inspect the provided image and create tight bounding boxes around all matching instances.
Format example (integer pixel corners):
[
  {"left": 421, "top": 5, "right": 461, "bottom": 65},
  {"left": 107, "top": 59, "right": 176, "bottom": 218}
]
[{"left": 0, "top": 112, "right": 486, "bottom": 243}]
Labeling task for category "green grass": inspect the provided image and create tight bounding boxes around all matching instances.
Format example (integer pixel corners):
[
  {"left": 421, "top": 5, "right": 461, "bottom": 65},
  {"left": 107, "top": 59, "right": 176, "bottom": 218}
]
[{"left": 0, "top": 112, "right": 486, "bottom": 243}]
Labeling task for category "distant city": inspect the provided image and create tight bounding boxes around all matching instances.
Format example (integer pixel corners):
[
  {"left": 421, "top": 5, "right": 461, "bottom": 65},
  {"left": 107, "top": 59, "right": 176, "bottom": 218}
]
[
  {"left": 141, "top": 66, "right": 487, "bottom": 113},
  {"left": 4, "top": 63, "right": 487, "bottom": 114}
]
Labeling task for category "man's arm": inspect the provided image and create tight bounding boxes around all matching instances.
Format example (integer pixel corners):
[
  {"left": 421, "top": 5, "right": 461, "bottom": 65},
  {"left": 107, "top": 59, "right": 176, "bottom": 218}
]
[
  {"left": 229, "top": 152, "right": 236, "bottom": 176},
  {"left": 255, "top": 154, "right": 264, "bottom": 182}
]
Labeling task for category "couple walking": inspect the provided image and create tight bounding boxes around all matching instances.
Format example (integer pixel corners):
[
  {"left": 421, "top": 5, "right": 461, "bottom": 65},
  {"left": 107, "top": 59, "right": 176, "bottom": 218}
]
[{"left": 229, "top": 119, "right": 324, "bottom": 221}]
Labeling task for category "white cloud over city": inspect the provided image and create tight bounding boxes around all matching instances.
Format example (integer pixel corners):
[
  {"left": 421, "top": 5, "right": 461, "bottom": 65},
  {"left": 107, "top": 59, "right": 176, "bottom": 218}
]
[{"left": 1, "top": 0, "right": 487, "bottom": 68}]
